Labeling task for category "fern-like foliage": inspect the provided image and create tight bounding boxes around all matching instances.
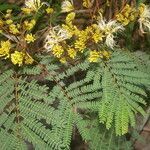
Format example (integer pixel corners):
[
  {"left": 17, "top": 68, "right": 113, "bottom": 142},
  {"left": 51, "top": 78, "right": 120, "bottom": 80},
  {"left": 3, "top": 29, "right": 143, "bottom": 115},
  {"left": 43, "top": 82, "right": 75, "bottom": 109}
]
[
  {"left": 97, "top": 50, "right": 149, "bottom": 135},
  {"left": 0, "top": 50, "right": 149, "bottom": 149}
]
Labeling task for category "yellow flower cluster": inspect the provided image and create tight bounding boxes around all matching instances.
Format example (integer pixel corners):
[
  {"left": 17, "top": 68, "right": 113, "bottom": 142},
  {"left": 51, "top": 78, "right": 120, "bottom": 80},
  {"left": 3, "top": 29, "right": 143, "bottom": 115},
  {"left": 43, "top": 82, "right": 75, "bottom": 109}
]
[
  {"left": 0, "top": 40, "right": 34, "bottom": 66},
  {"left": 44, "top": 12, "right": 107, "bottom": 63},
  {"left": 88, "top": 50, "right": 111, "bottom": 62},
  {"left": 2, "top": 0, "right": 148, "bottom": 66},
  {"left": 62, "top": 12, "right": 77, "bottom": 37},
  {"left": 0, "top": 40, "right": 11, "bottom": 58},
  {"left": 138, "top": 3, "right": 146, "bottom": 15},
  {"left": 9, "top": 24, "right": 20, "bottom": 34},
  {"left": 52, "top": 45, "right": 64, "bottom": 58},
  {"left": 11, "top": 51, "right": 24, "bottom": 66},
  {"left": 0, "top": 8, "right": 37, "bottom": 66},
  {"left": 74, "top": 24, "right": 105, "bottom": 52},
  {"left": 91, "top": 24, "right": 104, "bottom": 43},
  {"left": 66, "top": 12, "right": 75, "bottom": 26},
  {"left": 74, "top": 30, "right": 88, "bottom": 53},
  {"left": 25, "top": 34, "right": 36, "bottom": 43},
  {"left": 0, "top": 12, "right": 20, "bottom": 35},
  {"left": 88, "top": 50, "right": 100, "bottom": 62},
  {"left": 67, "top": 47, "right": 77, "bottom": 59},
  {"left": 116, "top": 4, "right": 137, "bottom": 26},
  {"left": 46, "top": 7, "right": 54, "bottom": 14},
  {"left": 5, "top": 19, "right": 13, "bottom": 25},
  {"left": 0, "top": 1, "right": 56, "bottom": 67},
  {"left": 46, "top": 18, "right": 111, "bottom": 63},
  {"left": 21, "top": 7, "right": 32, "bottom": 14},
  {"left": 11, "top": 51, "right": 34, "bottom": 66},
  {"left": 23, "top": 19, "right": 36, "bottom": 31}
]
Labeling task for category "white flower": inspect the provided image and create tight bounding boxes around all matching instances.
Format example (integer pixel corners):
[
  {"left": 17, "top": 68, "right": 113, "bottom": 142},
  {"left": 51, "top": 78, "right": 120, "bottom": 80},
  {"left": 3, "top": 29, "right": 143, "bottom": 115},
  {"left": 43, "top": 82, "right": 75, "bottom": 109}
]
[
  {"left": 44, "top": 26, "right": 71, "bottom": 51},
  {"left": 98, "top": 19, "right": 124, "bottom": 49},
  {"left": 138, "top": 4, "right": 150, "bottom": 33},
  {"left": 61, "top": 0, "right": 74, "bottom": 13},
  {"left": 25, "top": 0, "right": 44, "bottom": 11}
]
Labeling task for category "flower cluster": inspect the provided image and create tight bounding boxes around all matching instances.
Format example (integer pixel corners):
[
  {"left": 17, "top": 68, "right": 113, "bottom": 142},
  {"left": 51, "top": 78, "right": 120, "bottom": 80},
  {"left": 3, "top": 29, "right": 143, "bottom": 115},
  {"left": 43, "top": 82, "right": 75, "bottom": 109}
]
[
  {"left": 0, "top": 10, "right": 20, "bottom": 35},
  {"left": 61, "top": 0, "right": 94, "bottom": 11},
  {"left": 116, "top": 3, "right": 150, "bottom": 33},
  {"left": 0, "top": 6, "right": 38, "bottom": 66},
  {"left": 0, "top": 0, "right": 150, "bottom": 66},
  {"left": 44, "top": 11, "right": 124, "bottom": 62},
  {"left": 21, "top": 0, "right": 53, "bottom": 15},
  {"left": 0, "top": 0, "right": 55, "bottom": 67},
  {"left": 88, "top": 50, "right": 111, "bottom": 62},
  {"left": 116, "top": 4, "right": 137, "bottom": 26},
  {"left": 0, "top": 41, "right": 34, "bottom": 66},
  {"left": 0, "top": 40, "right": 11, "bottom": 58},
  {"left": 24, "top": 0, "right": 44, "bottom": 12}
]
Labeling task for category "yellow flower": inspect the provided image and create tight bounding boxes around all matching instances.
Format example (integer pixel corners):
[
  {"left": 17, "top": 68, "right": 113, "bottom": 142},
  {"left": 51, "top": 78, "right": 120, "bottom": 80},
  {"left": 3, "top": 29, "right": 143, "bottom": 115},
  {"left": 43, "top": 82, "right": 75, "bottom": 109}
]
[
  {"left": 138, "top": 3, "right": 150, "bottom": 33},
  {"left": 92, "top": 30, "right": 103, "bottom": 43},
  {"left": 5, "top": 19, "right": 13, "bottom": 25},
  {"left": 61, "top": 0, "right": 74, "bottom": 13},
  {"left": 83, "top": 0, "right": 94, "bottom": 8},
  {"left": 67, "top": 47, "right": 76, "bottom": 59},
  {"left": 88, "top": 50, "right": 100, "bottom": 62},
  {"left": 66, "top": 12, "right": 75, "bottom": 26},
  {"left": 23, "top": 19, "right": 36, "bottom": 30},
  {"left": 24, "top": 53, "right": 34, "bottom": 64},
  {"left": 61, "top": 13, "right": 76, "bottom": 38},
  {"left": 30, "top": 19, "right": 36, "bottom": 25},
  {"left": 0, "top": 40, "right": 11, "bottom": 58},
  {"left": 9, "top": 24, "right": 20, "bottom": 34},
  {"left": 91, "top": 25, "right": 104, "bottom": 43},
  {"left": 116, "top": 4, "right": 137, "bottom": 26},
  {"left": 116, "top": 14, "right": 129, "bottom": 26},
  {"left": 74, "top": 39, "right": 86, "bottom": 53},
  {"left": 52, "top": 44, "right": 64, "bottom": 58},
  {"left": 139, "top": 3, "right": 145, "bottom": 14},
  {"left": 25, "top": 0, "right": 44, "bottom": 12},
  {"left": 46, "top": 7, "right": 54, "bottom": 14},
  {"left": 74, "top": 28, "right": 91, "bottom": 52},
  {"left": 21, "top": 7, "right": 32, "bottom": 14},
  {"left": 25, "top": 33, "right": 36, "bottom": 43},
  {"left": 11, "top": 51, "right": 24, "bottom": 66}
]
